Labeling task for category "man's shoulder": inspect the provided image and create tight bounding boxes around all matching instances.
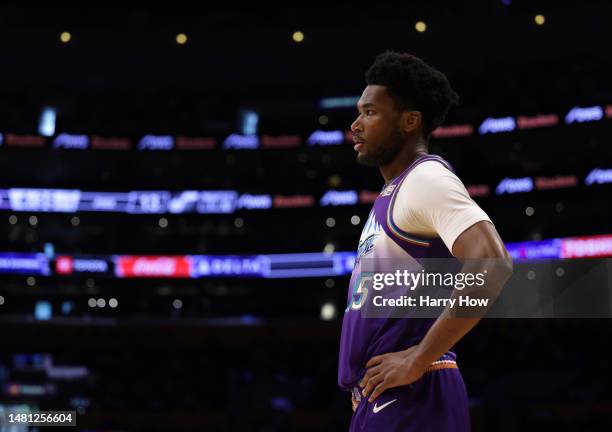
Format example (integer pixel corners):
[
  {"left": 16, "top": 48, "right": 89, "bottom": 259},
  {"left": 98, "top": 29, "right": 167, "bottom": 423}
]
[
  {"left": 408, "top": 159, "right": 454, "bottom": 180},
  {"left": 401, "top": 159, "right": 462, "bottom": 197}
]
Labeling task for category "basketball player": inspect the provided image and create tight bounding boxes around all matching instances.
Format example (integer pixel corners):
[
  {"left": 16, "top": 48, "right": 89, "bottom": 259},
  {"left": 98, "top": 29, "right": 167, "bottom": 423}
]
[{"left": 339, "top": 51, "right": 513, "bottom": 431}]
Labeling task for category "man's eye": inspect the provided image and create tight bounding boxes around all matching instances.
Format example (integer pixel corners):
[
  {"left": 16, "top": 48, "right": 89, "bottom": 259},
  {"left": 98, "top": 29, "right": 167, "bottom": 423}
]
[{"left": 356, "top": 110, "right": 374, "bottom": 117}]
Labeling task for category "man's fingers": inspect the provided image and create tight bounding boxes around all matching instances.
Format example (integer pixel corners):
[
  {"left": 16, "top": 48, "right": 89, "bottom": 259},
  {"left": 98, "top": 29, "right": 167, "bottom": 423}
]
[
  {"left": 362, "top": 372, "right": 384, "bottom": 397},
  {"left": 359, "top": 365, "right": 382, "bottom": 388},
  {"left": 365, "top": 354, "right": 386, "bottom": 368},
  {"left": 367, "top": 364, "right": 383, "bottom": 375},
  {"left": 359, "top": 369, "right": 371, "bottom": 388},
  {"left": 359, "top": 364, "right": 382, "bottom": 387},
  {"left": 368, "top": 379, "right": 388, "bottom": 403},
  {"left": 359, "top": 374, "right": 367, "bottom": 389}
]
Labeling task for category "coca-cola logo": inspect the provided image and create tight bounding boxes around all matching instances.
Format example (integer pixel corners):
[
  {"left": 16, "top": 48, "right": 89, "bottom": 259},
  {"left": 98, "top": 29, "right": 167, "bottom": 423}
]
[
  {"left": 119, "top": 256, "right": 191, "bottom": 278},
  {"left": 132, "top": 258, "right": 176, "bottom": 275}
]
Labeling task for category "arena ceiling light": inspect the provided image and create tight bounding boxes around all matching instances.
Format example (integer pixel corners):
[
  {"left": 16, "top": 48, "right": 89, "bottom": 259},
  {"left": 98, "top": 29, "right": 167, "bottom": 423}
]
[
  {"left": 292, "top": 31, "right": 304, "bottom": 43},
  {"left": 176, "top": 33, "right": 188, "bottom": 45}
]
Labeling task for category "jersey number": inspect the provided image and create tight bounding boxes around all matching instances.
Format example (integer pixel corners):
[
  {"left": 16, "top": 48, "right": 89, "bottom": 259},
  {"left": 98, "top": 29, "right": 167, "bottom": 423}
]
[{"left": 346, "top": 274, "right": 372, "bottom": 311}]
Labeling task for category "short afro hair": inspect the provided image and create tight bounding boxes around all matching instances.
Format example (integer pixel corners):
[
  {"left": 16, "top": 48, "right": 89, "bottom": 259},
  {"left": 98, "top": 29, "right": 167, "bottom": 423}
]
[{"left": 365, "top": 51, "right": 459, "bottom": 137}]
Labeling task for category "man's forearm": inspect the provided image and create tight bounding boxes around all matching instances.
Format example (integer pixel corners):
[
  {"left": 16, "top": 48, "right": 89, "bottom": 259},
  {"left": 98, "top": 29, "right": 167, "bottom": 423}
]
[
  {"left": 412, "top": 257, "right": 512, "bottom": 366},
  {"left": 413, "top": 315, "right": 480, "bottom": 367}
]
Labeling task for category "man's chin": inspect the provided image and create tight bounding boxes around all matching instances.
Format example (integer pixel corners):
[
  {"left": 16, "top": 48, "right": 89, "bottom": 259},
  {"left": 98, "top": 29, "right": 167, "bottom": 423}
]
[{"left": 356, "top": 152, "right": 379, "bottom": 167}]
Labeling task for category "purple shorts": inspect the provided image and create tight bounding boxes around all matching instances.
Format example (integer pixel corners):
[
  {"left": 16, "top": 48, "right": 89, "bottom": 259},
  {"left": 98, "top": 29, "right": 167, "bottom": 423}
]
[{"left": 349, "top": 366, "right": 470, "bottom": 432}]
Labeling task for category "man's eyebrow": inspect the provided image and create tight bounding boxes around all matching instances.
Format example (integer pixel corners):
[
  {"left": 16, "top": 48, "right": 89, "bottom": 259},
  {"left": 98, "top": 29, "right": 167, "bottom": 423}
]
[{"left": 357, "top": 102, "right": 376, "bottom": 110}]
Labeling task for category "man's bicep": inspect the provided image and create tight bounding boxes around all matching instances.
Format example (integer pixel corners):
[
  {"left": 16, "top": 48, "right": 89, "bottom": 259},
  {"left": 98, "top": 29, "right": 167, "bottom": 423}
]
[
  {"left": 423, "top": 173, "right": 492, "bottom": 253},
  {"left": 451, "top": 220, "right": 509, "bottom": 260}
]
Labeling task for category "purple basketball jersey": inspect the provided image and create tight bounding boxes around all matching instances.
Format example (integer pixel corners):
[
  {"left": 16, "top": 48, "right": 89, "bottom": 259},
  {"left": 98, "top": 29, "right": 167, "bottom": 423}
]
[{"left": 338, "top": 154, "right": 457, "bottom": 390}]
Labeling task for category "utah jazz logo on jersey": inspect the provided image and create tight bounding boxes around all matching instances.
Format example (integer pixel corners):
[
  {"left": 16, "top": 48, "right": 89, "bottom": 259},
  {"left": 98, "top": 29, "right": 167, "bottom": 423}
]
[{"left": 356, "top": 210, "right": 382, "bottom": 263}]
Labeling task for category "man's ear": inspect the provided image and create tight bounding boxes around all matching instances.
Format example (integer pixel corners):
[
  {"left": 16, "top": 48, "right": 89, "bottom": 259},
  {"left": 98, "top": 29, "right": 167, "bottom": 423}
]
[{"left": 401, "top": 111, "right": 422, "bottom": 134}]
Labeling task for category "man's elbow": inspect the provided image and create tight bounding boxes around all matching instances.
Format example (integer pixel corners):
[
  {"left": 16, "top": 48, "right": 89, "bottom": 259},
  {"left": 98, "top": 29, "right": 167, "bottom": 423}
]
[
  {"left": 476, "top": 240, "right": 514, "bottom": 282},
  {"left": 499, "top": 249, "right": 514, "bottom": 281}
]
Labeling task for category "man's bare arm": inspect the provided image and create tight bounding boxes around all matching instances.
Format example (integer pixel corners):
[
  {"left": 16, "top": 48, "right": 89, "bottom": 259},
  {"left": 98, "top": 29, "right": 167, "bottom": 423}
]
[
  {"left": 360, "top": 221, "right": 513, "bottom": 402},
  {"left": 411, "top": 221, "right": 513, "bottom": 366}
]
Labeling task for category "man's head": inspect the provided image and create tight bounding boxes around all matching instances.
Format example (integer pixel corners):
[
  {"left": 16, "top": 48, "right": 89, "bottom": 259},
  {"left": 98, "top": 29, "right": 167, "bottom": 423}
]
[{"left": 351, "top": 51, "right": 459, "bottom": 166}]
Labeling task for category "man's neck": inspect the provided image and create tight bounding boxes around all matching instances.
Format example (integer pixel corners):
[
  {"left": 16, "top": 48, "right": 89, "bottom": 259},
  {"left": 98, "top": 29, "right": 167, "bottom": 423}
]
[{"left": 379, "top": 141, "right": 429, "bottom": 184}]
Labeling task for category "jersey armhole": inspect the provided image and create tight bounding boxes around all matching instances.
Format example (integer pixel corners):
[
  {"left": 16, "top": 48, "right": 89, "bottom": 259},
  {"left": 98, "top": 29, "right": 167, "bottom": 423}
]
[{"left": 385, "top": 157, "right": 452, "bottom": 247}]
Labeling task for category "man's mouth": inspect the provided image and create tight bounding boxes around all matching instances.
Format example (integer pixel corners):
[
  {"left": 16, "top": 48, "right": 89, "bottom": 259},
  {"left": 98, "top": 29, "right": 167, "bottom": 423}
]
[{"left": 353, "top": 137, "right": 365, "bottom": 151}]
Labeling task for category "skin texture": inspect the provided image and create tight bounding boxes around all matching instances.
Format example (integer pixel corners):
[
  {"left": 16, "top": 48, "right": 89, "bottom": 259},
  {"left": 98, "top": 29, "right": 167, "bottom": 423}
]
[
  {"left": 351, "top": 84, "right": 427, "bottom": 183},
  {"left": 349, "top": 85, "right": 513, "bottom": 405}
]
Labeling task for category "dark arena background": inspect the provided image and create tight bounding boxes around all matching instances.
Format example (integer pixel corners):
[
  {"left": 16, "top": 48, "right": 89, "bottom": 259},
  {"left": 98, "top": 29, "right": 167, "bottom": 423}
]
[{"left": 1, "top": 2, "right": 611, "bottom": 431}]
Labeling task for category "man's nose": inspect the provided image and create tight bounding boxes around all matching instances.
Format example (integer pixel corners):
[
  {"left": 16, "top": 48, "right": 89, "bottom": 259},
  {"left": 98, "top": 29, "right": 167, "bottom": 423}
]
[{"left": 351, "top": 116, "right": 362, "bottom": 132}]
